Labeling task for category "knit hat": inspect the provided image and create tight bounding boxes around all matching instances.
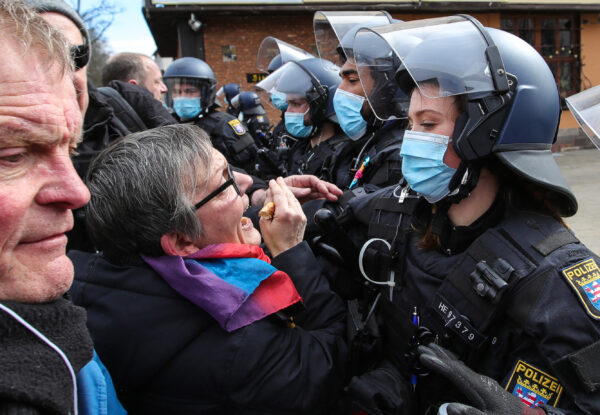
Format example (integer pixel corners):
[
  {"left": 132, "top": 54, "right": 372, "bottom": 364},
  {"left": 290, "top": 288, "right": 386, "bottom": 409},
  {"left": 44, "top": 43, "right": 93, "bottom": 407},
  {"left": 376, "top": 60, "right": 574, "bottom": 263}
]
[{"left": 23, "top": 0, "right": 91, "bottom": 49}]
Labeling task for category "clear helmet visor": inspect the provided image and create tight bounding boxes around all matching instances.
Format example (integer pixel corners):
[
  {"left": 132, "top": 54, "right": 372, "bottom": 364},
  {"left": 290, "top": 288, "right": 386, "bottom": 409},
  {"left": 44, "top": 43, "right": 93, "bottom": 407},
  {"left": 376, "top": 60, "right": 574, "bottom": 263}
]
[
  {"left": 313, "top": 10, "right": 393, "bottom": 67},
  {"left": 255, "top": 60, "right": 335, "bottom": 110},
  {"left": 255, "top": 62, "right": 287, "bottom": 109},
  {"left": 165, "top": 77, "right": 204, "bottom": 109},
  {"left": 354, "top": 16, "right": 497, "bottom": 121},
  {"left": 216, "top": 86, "right": 226, "bottom": 103},
  {"left": 566, "top": 85, "right": 600, "bottom": 151},
  {"left": 256, "top": 36, "right": 315, "bottom": 73}
]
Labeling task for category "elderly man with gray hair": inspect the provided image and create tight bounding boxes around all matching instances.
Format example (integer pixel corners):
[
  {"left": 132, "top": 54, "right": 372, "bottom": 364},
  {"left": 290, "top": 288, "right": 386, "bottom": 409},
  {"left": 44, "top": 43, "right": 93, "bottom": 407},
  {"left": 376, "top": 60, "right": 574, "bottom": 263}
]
[
  {"left": 69, "top": 123, "right": 348, "bottom": 414},
  {"left": 0, "top": 1, "right": 125, "bottom": 414}
]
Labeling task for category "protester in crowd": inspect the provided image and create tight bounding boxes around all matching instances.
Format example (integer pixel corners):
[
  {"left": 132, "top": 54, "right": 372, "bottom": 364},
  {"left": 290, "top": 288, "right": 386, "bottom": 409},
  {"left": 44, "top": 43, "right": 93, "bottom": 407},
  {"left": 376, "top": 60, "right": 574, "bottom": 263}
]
[
  {"left": 69, "top": 123, "right": 348, "bottom": 414},
  {"left": 26, "top": 0, "right": 176, "bottom": 253},
  {"left": 24, "top": 0, "right": 91, "bottom": 114},
  {"left": 102, "top": 52, "right": 168, "bottom": 102},
  {"left": 0, "top": 1, "right": 125, "bottom": 413}
]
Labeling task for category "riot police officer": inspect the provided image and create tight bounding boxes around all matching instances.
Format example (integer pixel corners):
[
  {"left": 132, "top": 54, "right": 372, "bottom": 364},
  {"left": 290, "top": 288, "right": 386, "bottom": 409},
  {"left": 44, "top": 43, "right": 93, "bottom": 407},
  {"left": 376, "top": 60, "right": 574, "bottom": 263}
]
[
  {"left": 231, "top": 91, "right": 272, "bottom": 147},
  {"left": 164, "top": 57, "right": 258, "bottom": 173},
  {"left": 327, "top": 15, "right": 600, "bottom": 415},
  {"left": 216, "top": 82, "right": 242, "bottom": 117},
  {"left": 256, "top": 37, "right": 316, "bottom": 154},
  {"left": 256, "top": 57, "right": 358, "bottom": 188},
  {"left": 314, "top": 11, "right": 405, "bottom": 190}
]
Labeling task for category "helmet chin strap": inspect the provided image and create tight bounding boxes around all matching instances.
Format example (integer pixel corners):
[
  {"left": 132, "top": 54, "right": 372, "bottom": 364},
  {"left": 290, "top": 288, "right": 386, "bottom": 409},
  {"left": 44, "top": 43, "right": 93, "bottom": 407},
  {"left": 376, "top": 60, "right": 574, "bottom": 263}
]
[
  {"left": 443, "top": 109, "right": 483, "bottom": 205},
  {"left": 307, "top": 123, "right": 322, "bottom": 141},
  {"left": 429, "top": 162, "right": 481, "bottom": 239},
  {"left": 446, "top": 161, "right": 481, "bottom": 204}
]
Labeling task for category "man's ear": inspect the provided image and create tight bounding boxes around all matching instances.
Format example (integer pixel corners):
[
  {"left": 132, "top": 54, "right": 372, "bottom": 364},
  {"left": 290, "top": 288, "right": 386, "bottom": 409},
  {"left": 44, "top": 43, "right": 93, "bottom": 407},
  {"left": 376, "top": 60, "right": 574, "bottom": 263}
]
[
  {"left": 160, "top": 232, "right": 200, "bottom": 257},
  {"left": 127, "top": 79, "right": 139, "bottom": 85}
]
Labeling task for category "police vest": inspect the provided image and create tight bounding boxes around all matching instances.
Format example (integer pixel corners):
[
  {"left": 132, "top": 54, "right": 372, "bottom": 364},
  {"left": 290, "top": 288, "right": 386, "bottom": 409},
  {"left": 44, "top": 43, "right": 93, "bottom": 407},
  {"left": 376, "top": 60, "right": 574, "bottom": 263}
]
[
  {"left": 196, "top": 111, "right": 257, "bottom": 171},
  {"left": 352, "top": 186, "right": 600, "bottom": 412}
]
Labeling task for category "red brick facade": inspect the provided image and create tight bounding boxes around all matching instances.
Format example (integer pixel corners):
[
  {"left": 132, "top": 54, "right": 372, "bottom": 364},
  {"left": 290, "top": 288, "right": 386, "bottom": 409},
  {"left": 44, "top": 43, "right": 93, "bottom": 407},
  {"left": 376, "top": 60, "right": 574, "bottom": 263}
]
[{"left": 202, "top": 13, "right": 315, "bottom": 120}]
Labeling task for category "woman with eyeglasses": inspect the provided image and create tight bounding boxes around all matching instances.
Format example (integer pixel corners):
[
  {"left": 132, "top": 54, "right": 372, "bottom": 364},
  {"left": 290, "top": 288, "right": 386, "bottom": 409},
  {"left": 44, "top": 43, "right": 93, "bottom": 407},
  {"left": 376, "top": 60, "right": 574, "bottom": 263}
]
[{"left": 67, "top": 124, "right": 348, "bottom": 415}]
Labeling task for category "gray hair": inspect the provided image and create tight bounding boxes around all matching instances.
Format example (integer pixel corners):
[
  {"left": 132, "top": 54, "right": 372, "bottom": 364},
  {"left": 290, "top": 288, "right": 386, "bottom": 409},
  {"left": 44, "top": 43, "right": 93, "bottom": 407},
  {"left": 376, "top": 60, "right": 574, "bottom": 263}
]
[
  {"left": 102, "top": 52, "right": 148, "bottom": 86},
  {"left": 0, "top": 0, "right": 72, "bottom": 74},
  {"left": 85, "top": 124, "right": 213, "bottom": 262}
]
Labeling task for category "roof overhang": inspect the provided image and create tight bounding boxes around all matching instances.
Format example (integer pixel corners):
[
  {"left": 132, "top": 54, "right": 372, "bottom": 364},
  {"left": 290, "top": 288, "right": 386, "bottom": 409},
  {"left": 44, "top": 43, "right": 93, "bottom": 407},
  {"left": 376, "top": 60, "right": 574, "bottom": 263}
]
[{"left": 143, "top": 0, "right": 600, "bottom": 56}]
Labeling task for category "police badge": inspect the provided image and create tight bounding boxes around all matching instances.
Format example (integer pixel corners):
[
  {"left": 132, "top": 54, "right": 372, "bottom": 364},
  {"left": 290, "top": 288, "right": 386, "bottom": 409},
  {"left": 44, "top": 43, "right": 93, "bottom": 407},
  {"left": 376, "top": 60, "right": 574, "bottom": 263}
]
[
  {"left": 561, "top": 258, "right": 600, "bottom": 320},
  {"left": 505, "top": 360, "right": 563, "bottom": 408},
  {"left": 228, "top": 119, "right": 247, "bottom": 136}
]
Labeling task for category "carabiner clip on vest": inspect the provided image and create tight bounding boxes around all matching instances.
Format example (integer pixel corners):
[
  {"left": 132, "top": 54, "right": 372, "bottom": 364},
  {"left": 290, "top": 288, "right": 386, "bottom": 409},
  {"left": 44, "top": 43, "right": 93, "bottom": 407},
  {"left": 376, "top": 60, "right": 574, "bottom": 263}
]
[{"left": 359, "top": 238, "right": 396, "bottom": 301}]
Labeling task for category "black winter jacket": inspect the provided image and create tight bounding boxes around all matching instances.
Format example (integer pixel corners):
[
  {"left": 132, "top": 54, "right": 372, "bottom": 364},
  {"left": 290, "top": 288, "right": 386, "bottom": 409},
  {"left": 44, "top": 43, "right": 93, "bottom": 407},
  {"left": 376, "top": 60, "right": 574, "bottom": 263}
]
[
  {"left": 75, "top": 80, "right": 175, "bottom": 179},
  {"left": 68, "top": 242, "right": 348, "bottom": 415}
]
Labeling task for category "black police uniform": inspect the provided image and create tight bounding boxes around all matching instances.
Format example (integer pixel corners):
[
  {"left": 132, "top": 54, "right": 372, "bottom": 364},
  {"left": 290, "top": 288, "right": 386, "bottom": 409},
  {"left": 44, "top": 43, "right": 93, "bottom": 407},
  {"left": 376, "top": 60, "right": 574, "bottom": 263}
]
[
  {"left": 300, "top": 120, "right": 405, "bottom": 247},
  {"left": 243, "top": 113, "right": 271, "bottom": 147},
  {"left": 336, "top": 120, "right": 405, "bottom": 191},
  {"left": 284, "top": 120, "right": 405, "bottom": 192},
  {"left": 338, "top": 183, "right": 600, "bottom": 415},
  {"left": 251, "top": 118, "right": 294, "bottom": 180},
  {"left": 193, "top": 108, "right": 258, "bottom": 174},
  {"left": 284, "top": 130, "right": 350, "bottom": 188},
  {"left": 270, "top": 117, "right": 296, "bottom": 151}
]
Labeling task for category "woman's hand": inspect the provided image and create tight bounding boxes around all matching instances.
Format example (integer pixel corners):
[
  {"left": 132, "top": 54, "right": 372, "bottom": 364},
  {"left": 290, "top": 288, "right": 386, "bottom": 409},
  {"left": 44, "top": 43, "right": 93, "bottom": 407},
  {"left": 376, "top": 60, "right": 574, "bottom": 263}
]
[{"left": 259, "top": 177, "right": 307, "bottom": 257}]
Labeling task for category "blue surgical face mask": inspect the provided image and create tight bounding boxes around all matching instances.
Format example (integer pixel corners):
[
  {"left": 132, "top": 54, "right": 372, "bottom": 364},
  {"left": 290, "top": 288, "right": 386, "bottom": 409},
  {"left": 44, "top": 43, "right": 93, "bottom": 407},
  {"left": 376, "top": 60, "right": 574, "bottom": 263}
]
[
  {"left": 333, "top": 88, "right": 368, "bottom": 140},
  {"left": 400, "top": 130, "right": 457, "bottom": 203},
  {"left": 270, "top": 91, "right": 288, "bottom": 111},
  {"left": 173, "top": 97, "right": 202, "bottom": 120},
  {"left": 284, "top": 109, "right": 313, "bottom": 138}
]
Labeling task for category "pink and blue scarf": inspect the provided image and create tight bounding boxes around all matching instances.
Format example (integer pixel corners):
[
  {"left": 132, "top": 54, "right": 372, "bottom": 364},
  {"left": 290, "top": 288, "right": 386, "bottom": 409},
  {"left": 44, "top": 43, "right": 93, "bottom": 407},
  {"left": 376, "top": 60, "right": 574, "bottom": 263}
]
[{"left": 142, "top": 244, "right": 302, "bottom": 332}]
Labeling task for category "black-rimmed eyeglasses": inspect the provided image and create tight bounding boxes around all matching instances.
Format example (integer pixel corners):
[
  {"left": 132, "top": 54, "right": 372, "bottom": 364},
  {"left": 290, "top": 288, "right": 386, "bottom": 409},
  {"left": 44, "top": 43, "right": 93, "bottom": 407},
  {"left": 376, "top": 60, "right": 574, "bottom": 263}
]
[
  {"left": 71, "top": 43, "right": 90, "bottom": 70},
  {"left": 194, "top": 164, "right": 241, "bottom": 210}
]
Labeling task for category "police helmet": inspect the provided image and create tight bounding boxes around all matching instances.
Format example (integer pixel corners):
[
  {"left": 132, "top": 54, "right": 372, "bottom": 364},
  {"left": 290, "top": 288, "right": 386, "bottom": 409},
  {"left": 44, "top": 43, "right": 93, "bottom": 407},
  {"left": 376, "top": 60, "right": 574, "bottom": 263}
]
[
  {"left": 231, "top": 91, "right": 267, "bottom": 116},
  {"left": 257, "top": 37, "right": 315, "bottom": 73},
  {"left": 314, "top": 11, "right": 393, "bottom": 66},
  {"left": 268, "top": 55, "right": 283, "bottom": 73},
  {"left": 216, "top": 83, "right": 241, "bottom": 104},
  {"left": 273, "top": 58, "right": 341, "bottom": 126},
  {"left": 355, "top": 15, "right": 577, "bottom": 216},
  {"left": 163, "top": 57, "right": 217, "bottom": 112}
]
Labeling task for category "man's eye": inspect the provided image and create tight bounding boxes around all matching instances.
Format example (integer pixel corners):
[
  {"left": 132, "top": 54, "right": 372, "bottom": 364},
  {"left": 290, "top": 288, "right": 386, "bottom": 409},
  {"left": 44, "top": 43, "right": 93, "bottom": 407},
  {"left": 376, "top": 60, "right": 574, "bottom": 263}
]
[{"left": 0, "top": 152, "right": 25, "bottom": 163}]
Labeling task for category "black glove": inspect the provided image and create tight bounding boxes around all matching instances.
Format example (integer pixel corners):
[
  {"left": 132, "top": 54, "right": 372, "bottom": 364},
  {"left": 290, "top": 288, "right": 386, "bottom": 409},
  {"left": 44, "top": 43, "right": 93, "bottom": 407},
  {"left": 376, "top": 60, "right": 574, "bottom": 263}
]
[
  {"left": 418, "top": 343, "right": 545, "bottom": 415},
  {"left": 345, "top": 360, "right": 414, "bottom": 415}
]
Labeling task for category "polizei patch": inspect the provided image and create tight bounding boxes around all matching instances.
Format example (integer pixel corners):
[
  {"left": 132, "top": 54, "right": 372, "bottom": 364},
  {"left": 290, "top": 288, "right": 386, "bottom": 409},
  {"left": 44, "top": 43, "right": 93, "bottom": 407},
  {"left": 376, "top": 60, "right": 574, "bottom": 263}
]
[
  {"left": 505, "top": 360, "right": 563, "bottom": 408},
  {"left": 561, "top": 258, "right": 600, "bottom": 320},
  {"left": 228, "top": 119, "right": 247, "bottom": 135}
]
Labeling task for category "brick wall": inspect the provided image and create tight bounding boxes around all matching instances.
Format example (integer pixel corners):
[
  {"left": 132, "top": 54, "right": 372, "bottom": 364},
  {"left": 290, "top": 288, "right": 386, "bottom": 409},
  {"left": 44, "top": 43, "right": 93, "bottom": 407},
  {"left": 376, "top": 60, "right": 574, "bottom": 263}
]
[{"left": 203, "top": 14, "right": 315, "bottom": 122}]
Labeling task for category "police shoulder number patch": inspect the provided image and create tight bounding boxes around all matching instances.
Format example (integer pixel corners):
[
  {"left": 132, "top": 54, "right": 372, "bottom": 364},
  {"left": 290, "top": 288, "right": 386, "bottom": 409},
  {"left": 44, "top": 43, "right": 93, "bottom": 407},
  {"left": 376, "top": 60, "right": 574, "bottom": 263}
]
[
  {"left": 561, "top": 258, "right": 600, "bottom": 320},
  {"left": 505, "top": 360, "right": 563, "bottom": 408},
  {"left": 228, "top": 119, "right": 247, "bottom": 136}
]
